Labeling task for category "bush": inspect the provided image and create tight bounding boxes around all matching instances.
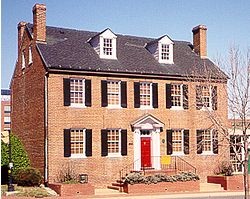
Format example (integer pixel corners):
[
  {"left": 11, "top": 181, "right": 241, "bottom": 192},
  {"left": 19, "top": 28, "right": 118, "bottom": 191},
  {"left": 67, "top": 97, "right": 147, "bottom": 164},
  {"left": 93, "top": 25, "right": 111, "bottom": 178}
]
[
  {"left": 56, "top": 163, "right": 79, "bottom": 184},
  {"left": 124, "top": 172, "right": 199, "bottom": 185},
  {"left": 215, "top": 161, "right": 233, "bottom": 176},
  {"left": 1, "top": 133, "right": 30, "bottom": 176},
  {"left": 15, "top": 167, "right": 43, "bottom": 186}
]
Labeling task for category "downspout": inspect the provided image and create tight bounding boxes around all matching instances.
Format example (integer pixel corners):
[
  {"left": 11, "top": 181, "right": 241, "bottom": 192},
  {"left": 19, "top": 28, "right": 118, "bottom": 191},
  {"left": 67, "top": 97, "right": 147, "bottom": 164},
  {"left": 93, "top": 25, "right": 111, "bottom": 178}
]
[{"left": 44, "top": 72, "right": 48, "bottom": 186}]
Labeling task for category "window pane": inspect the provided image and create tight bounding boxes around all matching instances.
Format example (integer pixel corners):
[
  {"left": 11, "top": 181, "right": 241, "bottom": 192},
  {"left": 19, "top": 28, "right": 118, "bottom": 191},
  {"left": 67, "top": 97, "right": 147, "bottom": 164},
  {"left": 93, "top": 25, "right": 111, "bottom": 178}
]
[
  {"left": 201, "top": 86, "right": 211, "bottom": 107},
  {"left": 202, "top": 130, "right": 212, "bottom": 152},
  {"left": 70, "top": 129, "right": 84, "bottom": 155},
  {"left": 172, "top": 130, "right": 183, "bottom": 152},
  {"left": 107, "top": 129, "right": 120, "bottom": 154},
  {"left": 171, "top": 84, "right": 182, "bottom": 106},
  {"left": 70, "top": 79, "right": 84, "bottom": 105},
  {"left": 107, "top": 81, "right": 120, "bottom": 105},
  {"left": 103, "top": 38, "right": 113, "bottom": 55},
  {"left": 140, "top": 83, "right": 151, "bottom": 106},
  {"left": 4, "top": 106, "right": 11, "bottom": 113}
]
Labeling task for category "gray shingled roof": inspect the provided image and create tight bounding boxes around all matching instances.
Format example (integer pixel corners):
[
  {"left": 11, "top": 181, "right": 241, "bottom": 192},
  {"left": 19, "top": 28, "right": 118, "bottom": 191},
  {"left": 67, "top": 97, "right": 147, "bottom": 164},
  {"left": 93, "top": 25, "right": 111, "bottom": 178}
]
[{"left": 27, "top": 24, "right": 227, "bottom": 80}]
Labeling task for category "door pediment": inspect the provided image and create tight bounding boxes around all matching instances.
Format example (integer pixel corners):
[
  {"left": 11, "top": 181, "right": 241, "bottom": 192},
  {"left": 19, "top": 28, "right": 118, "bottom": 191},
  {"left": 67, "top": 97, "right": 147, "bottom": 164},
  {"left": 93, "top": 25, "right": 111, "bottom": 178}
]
[{"left": 131, "top": 114, "right": 164, "bottom": 130}]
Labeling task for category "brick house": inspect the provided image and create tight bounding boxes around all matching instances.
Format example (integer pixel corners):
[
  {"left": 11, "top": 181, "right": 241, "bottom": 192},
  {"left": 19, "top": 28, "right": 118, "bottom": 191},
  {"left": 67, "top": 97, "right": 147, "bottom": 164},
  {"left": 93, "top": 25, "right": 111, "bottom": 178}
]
[
  {"left": 1, "top": 89, "right": 11, "bottom": 143},
  {"left": 11, "top": 4, "right": 229, "bottom": 187}
]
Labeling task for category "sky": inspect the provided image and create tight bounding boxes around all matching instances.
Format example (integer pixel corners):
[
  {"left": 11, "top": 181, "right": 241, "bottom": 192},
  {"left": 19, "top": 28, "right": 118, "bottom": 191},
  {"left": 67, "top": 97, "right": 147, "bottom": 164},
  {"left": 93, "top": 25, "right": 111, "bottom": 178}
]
[{"left": 1, "top": 0, "right": 250, "bottom": 89}]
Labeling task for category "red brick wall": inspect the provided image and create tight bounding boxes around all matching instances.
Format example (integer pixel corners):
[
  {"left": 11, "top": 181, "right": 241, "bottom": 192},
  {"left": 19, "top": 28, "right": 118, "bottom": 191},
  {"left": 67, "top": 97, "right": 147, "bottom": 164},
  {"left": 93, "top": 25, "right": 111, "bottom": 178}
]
[
  {"left": 47, "top": 73, "right": 228, "bottom": 187},
  {"left": 11, "top": 26, "right": 46, "bottom": 176}
]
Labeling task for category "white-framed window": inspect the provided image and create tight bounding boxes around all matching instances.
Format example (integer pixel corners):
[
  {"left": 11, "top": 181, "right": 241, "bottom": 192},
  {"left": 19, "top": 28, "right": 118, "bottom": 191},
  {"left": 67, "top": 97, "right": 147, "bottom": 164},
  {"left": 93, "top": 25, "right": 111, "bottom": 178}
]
[
  {"left": 161, "top": 44, "right": 170, "bottom": 60},
  {"left": 4, "top": 116, "right": 11, "bottom": 124},
  {"left": 4, "top": 105, "right": 11, "bottom": 113},
  {"left": 107, "top": 129, "right": 121, "bottom": 157},
  {"left": 70, "top": 129, "right": 85, "bottom": 158},
  {"left": 140, "top": 82, "right": 152, "bottom": 108},
  {"left": 107, "top": 80, "right": 121, "bottom": 107},
  {"left": 28, "top": 46, "right": 32, "bottom": 65},
  {"left": 103, "top": 38, "right": 113, "bottom": 56},
  {"left": 22, "top": 51, "right": 25, "bottom": 69},
  {"left": 201, "top": 129, "right": 213, "bottom": 154},
  {"left": 70, "top": 78, "right": 85, "bottom": 107},
  {"left": 201, "top": 86, "right": 211, "bottom": 108},
  {"left": 172, "top": 129, "right": 184, "bottom": 155},
  {"left": 230, "top": 135, "right": 244, "bottom": 173},
  {"left": 171, "top": 84, "right": 183, "bottom": 108}
]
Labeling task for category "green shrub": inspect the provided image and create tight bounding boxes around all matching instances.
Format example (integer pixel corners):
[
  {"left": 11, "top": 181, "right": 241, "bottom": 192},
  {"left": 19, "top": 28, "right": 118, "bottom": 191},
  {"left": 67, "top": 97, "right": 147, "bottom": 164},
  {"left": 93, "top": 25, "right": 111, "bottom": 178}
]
[
  {"left": 1, "top": 133, "right": 30, "bottom": 176},
  {"left": 15, "top": 167, "right": 42, "bottom": 186},
  {"left": 124, "top": 172, "right": 199, "bottom": 185}
]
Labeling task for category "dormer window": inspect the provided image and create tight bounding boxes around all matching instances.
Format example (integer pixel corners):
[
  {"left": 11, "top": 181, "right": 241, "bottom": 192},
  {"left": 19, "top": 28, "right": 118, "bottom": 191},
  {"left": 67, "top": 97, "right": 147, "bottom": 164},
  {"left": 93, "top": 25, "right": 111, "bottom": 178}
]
[
  {"left": 89, "top": 28, "right": 117, "bottom": 60},
  {"left": 161, "top": 44, "right": 170, "bottom": 60},
  {"left": 146, "top": 35, "right": 174, "bottom": 64},
  {"left": 103, "top": 38, "right": 113, "bottom": 56}
]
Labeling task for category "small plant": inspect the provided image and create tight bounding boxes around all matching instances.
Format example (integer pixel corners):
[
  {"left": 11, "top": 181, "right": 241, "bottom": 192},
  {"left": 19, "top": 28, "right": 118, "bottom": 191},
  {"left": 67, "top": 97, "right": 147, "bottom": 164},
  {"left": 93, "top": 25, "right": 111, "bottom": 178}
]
[
  {"left": 215, "top": 161, "right": 233, "bottom": 176},
  {"left": 15, "top": 167, "right": 43, "bottom": 186},
  {"left": 57, "top": 163, "right": 79, "bottom": 183},
  {"left": 124, "top": 172, "right": 199, "bottom": 185}
]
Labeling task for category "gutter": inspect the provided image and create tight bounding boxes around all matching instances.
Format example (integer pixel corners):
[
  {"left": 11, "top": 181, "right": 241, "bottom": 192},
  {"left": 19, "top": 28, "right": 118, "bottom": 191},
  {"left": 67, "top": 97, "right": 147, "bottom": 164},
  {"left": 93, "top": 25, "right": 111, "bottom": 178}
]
[{"left": 44, "top": 72, "right": 49, "bottom": 186}]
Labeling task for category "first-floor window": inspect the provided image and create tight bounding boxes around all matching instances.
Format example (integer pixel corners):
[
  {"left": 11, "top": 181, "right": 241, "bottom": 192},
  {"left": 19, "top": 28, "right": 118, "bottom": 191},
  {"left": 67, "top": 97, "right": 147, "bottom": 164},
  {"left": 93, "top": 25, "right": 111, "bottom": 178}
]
[
  {"left": 107, "top": 129, "right": 120, "bottom": 155},
  {"left": 64, "top": 128, "right": 92, "bottom": 158},
  {"left": 70, "top": 129, "right": 85, "bottom": 157},
  {"left": 230, "top": 135, "right": 243, "bottom": 173},
  {"left": 101, "top": 129, "right": 127, "bottom": 157},
  {"left": 172, "top": 130, "right": 183, "bottom": 153},
  {"left": 197, "top": 129, "right": 218, "bottom": 155}
]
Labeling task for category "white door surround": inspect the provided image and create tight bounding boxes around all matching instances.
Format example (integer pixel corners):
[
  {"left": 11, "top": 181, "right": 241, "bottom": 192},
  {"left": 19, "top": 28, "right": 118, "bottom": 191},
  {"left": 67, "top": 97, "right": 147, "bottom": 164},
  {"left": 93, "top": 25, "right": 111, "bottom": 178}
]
[{"left": 131, "top": 114, "right": 164, "bottom": 171}]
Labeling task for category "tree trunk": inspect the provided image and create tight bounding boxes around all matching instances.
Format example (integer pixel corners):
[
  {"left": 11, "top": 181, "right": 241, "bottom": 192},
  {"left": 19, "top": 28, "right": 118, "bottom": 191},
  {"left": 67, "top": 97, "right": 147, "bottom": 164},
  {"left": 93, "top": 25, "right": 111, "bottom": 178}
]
[{"left": 244, "top": 135, "right": 249, "bottom": 199}]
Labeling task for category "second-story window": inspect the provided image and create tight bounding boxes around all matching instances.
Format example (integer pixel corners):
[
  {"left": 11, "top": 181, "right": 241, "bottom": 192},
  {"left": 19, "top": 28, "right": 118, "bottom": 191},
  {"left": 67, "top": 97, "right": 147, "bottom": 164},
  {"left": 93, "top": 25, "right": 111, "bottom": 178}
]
[
  {"left": 103, "top": 38, "right": 112, "bottom": 56},
  {"left": 63, "top": 78, "right": 92, "bottom": 107},
  {"left": 171, "top": 84, "right": 182, "bottom": 107},
  {"left": 196, "top": 85, "right": 217, "bottom": 110},
  {"left": 140, "top": 82, "right": 151, "bottom": 107},
  {"left": 161, "top": 44, "right": 170, "bottom": 60},
  {"left": 107, "top": 81, "right": 120, "bottom": 106},
  {"left": 70, "top": 79, "right": 85, "bottom": 106}
]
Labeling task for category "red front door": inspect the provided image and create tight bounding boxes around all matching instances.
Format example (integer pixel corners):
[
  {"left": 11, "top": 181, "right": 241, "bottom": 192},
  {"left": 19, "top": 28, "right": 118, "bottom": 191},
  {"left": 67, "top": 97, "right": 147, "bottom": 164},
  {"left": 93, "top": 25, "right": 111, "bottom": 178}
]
[{"left": 141, "top": 137, "right": 151, "bottom": 168}]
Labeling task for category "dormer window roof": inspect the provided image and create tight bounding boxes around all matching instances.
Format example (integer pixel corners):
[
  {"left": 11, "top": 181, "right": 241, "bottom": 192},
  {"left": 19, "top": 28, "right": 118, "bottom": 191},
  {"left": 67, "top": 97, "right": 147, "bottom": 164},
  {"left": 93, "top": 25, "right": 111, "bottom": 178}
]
[
  {"left": 146, "top": 35, "right": 174, "bottom": 64},
  {"left": 88, "top": 28, "right": 117, "bottom": 60}
]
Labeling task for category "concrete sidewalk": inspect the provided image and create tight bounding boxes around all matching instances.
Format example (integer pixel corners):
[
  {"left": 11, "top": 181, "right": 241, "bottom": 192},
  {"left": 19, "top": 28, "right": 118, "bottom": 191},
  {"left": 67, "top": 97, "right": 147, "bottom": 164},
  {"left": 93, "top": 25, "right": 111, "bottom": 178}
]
[{"left": 87, "top": 189, "right": 245, "bottom": 199}]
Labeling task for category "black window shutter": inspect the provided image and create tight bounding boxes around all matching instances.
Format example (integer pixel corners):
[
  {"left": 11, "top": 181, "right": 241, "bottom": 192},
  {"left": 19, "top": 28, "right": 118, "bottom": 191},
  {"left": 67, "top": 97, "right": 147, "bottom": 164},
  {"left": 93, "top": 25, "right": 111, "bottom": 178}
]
[
  {"left": 152, "top": 83, "right": 158, "bottom": 108},
  {"left": 167, "top": 130, "right": 173, "bottom": 155},
  {"left": 64, "top": 129, "right": 71, "bottom": 157},
  {"left": 101, "top": 129, "right": 108, "bottom": 156},
  {"left": 166, "top": 84, "right": 172, "bottom": 109},
  {"left": 183, "top": 130, "right": 189, "bottom": 154},
  {"left": 101, "top": 80, "right": 108, "bottom": 107},
  {"left": 85, "top": 79, "right": 91, "bottom": 107},
  {"left": 85, "top": 129, "right": 92, "bottom": 157},
  {"left": 212, "top": 86, "right": 218, "bottom": 110},
  {"left": 197, "top": 130, "right": 203, "bottom": 154},
  {"left": 121, "top": 81, "right": 127, "bottom": 108},
  {"left": 196, "top": 85, "right": 202, "bottom": 110},
  {"left": 121, "top": 129, "right": 127, "bottom": 156},
  {"left": 183, "top": 84, "right": 189, "bottom": 110},
  {"left": 213, "top": 130, "right": 218, "bottom": 154},
  {"left": 63, "top": 78, "right": 71, "bottom": 106},
  {"left": 134, "top": 82, "right": 140, "bottom": 108}
]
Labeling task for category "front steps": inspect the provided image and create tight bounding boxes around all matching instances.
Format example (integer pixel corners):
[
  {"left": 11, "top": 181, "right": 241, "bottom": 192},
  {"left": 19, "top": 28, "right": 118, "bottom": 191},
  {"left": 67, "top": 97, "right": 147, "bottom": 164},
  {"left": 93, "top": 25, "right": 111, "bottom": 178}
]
[
  {"left": 200, "top": 182, "right": 224, "bottom": 192},
  {"left": 107, "top": 180, "right": 124, "bottom": 192}
]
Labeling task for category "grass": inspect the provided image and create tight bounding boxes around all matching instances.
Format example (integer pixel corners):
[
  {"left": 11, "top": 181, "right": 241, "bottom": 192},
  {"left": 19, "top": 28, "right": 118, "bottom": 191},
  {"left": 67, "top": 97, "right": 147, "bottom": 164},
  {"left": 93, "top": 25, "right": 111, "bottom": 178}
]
[{"left": 1, "top": 185, "right": 54, "bottom": 197}]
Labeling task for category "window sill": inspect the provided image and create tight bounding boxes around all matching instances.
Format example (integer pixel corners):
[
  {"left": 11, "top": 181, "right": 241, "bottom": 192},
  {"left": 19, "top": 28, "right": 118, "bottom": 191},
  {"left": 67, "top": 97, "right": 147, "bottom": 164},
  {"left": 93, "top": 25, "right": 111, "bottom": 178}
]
[
  {"left": 107, "top": 105, "right": 122, "bottom": 109},
  {"left": 199, "top": 152, "right": 217, "bottom": 156},
  {"left": 170, "top": 106, "right": 184, "bottom": 111},
  {"left": 28, "top": 62, "right": 33, "bottom": 66},
  {"left": 69, "top": 155, "right": 87, "bottom": 159},
  {"left": 171, "top": 152, "right": 185, "bottom": 156},
  {"left": 139, "top": 106, "right": 154, "bottom": 110},
  {"left": 70, "top": 104, "right": 86, "bottom": 108},
  {"left": 200, "top": 107, "right": 213, "bottom": 111},
  {"left": 107, "top": 154, "right": 122, "bottom": 158}
]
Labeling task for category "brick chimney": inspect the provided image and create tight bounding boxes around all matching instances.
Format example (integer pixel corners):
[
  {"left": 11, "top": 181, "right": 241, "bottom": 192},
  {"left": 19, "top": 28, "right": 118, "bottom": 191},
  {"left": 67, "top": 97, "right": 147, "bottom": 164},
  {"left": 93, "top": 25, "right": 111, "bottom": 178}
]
[
  {"left": 192, "top": 25, "right": 207, "bottom": 58},
  {"left": 33, "top": 4, "right": 46, "bottom": 42},
  {"left": 18, "top": 22, "right": 27, "bottom": 51}
]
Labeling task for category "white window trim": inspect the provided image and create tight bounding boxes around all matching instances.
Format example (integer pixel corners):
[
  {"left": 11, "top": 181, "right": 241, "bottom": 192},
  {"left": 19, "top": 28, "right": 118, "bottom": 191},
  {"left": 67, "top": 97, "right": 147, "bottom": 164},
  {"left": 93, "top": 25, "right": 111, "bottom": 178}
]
[
  {"left": 70, "top": 78, "right": 86, "bottom": 108},
  {"left": 170, "top": 84, "right": 184, "bottom": 110},
  {"left": 172, "top": 129, "right": 185, "bottom": 156},
  {"left": 22, "top": 51, "right": 25, "bottom": 69},
  {"left": 201, "top": 129, "right": 214, "bottom": 155},
  {"left": 158, "top": 42, "right": 174, "bottom": 64},
  {"left": 107, "top": 80, "right": 121, "bottom": 108},
  {"left": 70, "top": 129, "right": 87, "bottom": 159},
  {"left": 28, "top": 46, "right": 33, "bottom": 65},
  {"left": 200, "top": 85, "right": 212, "bottom": 111},
  {"left": 139, "top": 82, "right": 153, "bottom": 109},
  {"left": 100, "top": 36, "right": 117, "bottom": 60},
  {"left": 107, "top": 129, "right": 122, "bottom": 157}
]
